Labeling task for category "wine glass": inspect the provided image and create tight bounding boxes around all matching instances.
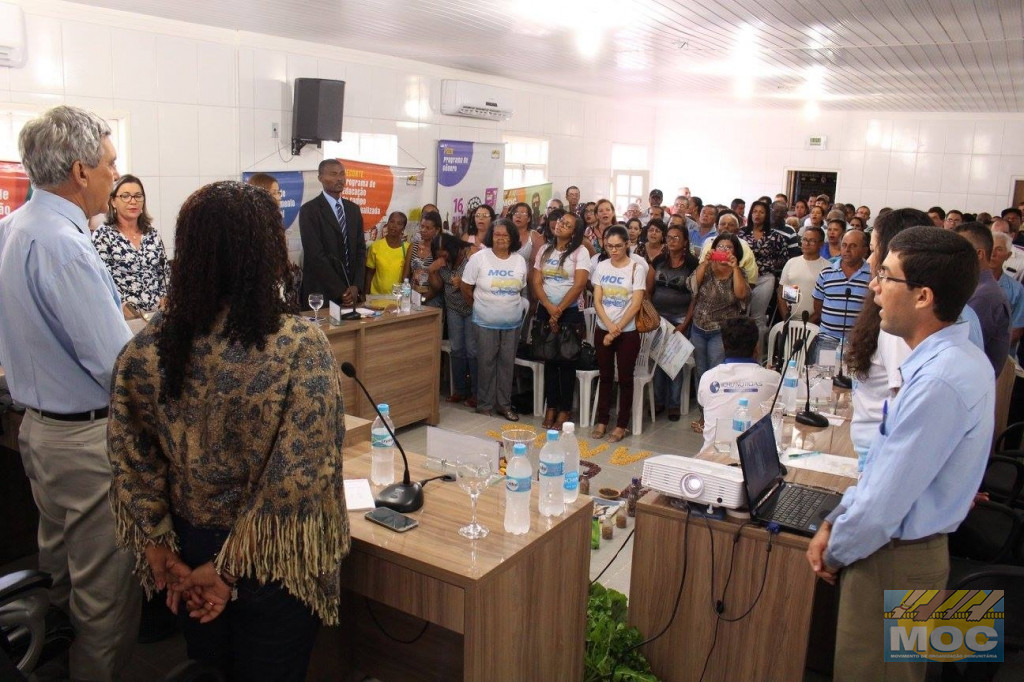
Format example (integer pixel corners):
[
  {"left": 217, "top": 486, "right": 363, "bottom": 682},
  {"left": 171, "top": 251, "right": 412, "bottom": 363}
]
[
  {"left": 391, "top": 283, "right": 403, "bottom": 313},
  {"left": 308, "top": 292, "right": 324, "bottom": 323},
  {"left": 455, "top": 458, "right": 494, "bottom": 539}
]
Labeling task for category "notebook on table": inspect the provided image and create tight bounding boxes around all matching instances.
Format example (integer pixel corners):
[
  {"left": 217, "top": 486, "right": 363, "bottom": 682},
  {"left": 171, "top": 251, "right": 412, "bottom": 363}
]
[{"left": 736, "top": 415, "right": 842, "bottom": 537}]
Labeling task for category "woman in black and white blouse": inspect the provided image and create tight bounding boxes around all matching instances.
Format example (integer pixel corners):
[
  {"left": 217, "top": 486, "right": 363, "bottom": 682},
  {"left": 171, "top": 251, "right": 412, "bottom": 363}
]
[{"left": 93, "top": 174, "right": 168, "bottom": 315}]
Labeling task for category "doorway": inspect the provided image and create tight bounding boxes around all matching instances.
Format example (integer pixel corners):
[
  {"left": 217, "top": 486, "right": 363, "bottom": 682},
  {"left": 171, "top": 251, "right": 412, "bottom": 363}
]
[{"left": 787, "top": 170, "right": 838, "bottom": 206}]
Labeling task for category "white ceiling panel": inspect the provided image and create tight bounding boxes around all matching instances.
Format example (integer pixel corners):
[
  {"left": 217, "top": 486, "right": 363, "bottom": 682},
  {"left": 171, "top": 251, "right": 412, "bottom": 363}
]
[{"left": 68, "top": 0, "right": 1024, "bottom": 112}]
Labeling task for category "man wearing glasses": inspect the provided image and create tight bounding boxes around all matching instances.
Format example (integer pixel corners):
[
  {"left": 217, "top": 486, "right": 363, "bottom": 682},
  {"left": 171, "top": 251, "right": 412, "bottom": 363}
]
[
  {"left": 807, "top": 226, "right": 993, "bottom": 682},
  {"left": 777, "top": 225, "right": 828, "bottom": 319}
]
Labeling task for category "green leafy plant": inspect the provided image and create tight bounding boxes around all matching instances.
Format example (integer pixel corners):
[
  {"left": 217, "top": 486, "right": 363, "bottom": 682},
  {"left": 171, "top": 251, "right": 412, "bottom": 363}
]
[{"left": 584, "top": 583, "right": 659, "bottom": 682}]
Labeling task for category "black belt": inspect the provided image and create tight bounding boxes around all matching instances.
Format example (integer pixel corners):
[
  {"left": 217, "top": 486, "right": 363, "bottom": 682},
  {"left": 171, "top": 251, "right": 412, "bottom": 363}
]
[{"left": 30, "top": 407, "right": 109, "bottom": 422}]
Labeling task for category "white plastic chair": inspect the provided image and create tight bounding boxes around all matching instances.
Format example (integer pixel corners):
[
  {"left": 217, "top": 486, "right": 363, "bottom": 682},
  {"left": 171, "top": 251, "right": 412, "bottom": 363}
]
[
  {"left": 677, "top": 354, "right": 696, "bottom": 416},
  {"left": 575, "top": 308, "right": 598, "bottom": 427},
  {"left": 513, "top": 300, "right": 545, "bottom": 416},
  {"left": 766, "top": 320, "right": 819, "bottom": 370},
  {"left": 589, "top": 330, "right": 658, "bottom": 435}
]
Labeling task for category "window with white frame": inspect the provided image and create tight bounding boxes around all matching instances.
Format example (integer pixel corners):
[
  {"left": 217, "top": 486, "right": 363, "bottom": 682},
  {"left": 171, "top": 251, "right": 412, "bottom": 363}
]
[
  {"left": 322, "top": 133, "right": 398, "bottom": 166},
  {"left": 0, "top": 108, "right": 128, "bottom": 173},
  {"left": 610, "top": 143, "right": 649, "bottom": 212},
  {"left": 503, "top": 136, "right": 548, "bottom": 188}
]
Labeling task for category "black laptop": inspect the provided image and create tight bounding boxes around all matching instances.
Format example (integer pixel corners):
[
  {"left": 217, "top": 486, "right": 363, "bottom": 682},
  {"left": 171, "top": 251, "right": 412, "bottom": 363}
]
[{"left": 736, "top": 415, "right": 843, "bottom": 537}]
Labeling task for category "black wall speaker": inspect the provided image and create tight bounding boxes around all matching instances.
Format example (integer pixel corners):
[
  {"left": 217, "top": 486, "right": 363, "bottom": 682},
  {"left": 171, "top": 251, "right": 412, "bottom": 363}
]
[{"left": 292, "top": 78, "right": 345, "bottom": 145}]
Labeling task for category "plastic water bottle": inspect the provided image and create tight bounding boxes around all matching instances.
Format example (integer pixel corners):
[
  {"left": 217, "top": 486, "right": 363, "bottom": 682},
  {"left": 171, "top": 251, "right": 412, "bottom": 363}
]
[
  {"left": 504, "top": 443, "right": 532, "bottom": 534},
  {"left": 400, "top": 278, "right": 412, "bottom": 313},
  {"left": 561, "top": 422, "right": 581, "bottom": 503},
  {"left": 780, "top": 359, "right": 799, "bottom": 414},
  {"left": 370, "top": 404, "right": 396, "bottom": 485},
  {"left": 538, "top": 430, "right": 565, "bottom": 517},
  {"left": 729, "top": 398, "right": 752, "bottom": 459}
]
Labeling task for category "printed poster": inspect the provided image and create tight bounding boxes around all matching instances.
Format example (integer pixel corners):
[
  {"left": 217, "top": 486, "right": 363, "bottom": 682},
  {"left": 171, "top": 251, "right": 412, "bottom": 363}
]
[
  {"left": 650, "top": 317, "right": 695, "bottom": 380},
  {"left": 0, "top": 161, "right": 31, "bottom": 217},
  {"left": 435, "top": 140, "right": 503, "bottom": 230},
  {"left": 243, "top": 160, "right": 425, "bottom": 257}
]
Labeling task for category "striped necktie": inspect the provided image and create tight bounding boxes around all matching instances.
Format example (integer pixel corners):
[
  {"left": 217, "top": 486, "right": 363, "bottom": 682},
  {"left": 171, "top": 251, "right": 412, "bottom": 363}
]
[{"left": 335, "top": 200, "right": 350, "bottom": 273}]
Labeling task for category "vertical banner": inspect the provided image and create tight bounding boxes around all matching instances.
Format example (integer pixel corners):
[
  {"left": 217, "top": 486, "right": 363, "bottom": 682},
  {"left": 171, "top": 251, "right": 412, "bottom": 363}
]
[
  {"left": 243, "top": 160, "right": 425, "bottom": 258},
  {"left": 503, "top": 182, "right": 552, "bottom": 223},
  {"left": 436, "top": 140, "right": 503, "bottom": 232},
  {"left": 0, "top": 161, "right": 32, "bottom": 217}
]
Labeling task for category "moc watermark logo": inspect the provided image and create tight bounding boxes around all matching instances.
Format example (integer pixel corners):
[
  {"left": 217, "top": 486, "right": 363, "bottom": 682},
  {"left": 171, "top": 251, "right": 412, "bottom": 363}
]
[{"left": 884, "top": 590, "right": 1004, "bottom": 663}]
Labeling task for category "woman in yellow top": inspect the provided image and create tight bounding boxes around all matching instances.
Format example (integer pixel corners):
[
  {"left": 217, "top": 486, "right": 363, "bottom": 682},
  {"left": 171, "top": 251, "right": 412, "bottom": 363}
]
[{"left": 365, "top": 211, "right": 408, "bottom": 295}]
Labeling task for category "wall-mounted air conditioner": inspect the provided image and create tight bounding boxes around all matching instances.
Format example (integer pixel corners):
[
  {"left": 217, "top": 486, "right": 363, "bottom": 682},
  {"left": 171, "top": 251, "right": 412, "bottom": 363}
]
[
  {"left": 0, "top": 3, "right": 26, "bottom": 68},
  {"left": 440, "top": 80, "right": 514, "bottom": 121}
]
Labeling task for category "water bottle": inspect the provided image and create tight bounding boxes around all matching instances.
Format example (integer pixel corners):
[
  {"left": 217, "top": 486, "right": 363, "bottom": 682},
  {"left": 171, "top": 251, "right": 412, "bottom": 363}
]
[
  {"left": 561, "top": 422, "right": 581, "bottom": 503},
  {"left": 538, "top": 430, "right": 565, "bottom": 517},
  {"left": 780, "top": 359, "right": 799, "bottom": 414},
  {"left": 370, "top": 404, "right": 396, "bottom": 485},
  {"left": 400, "top": 278, "right": 412, "bottom": 313},
  {"left": 729, "top": 398, "right": 752, "bottom": 459},
  {"left": 504, "top": 443, "right": 532, "bottom": 534}
]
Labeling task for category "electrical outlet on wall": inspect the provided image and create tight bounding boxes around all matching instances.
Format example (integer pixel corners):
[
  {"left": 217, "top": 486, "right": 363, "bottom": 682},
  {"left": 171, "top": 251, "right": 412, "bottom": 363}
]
[{"left": 271, "top": 122, "right": 279, "bottom": 138}]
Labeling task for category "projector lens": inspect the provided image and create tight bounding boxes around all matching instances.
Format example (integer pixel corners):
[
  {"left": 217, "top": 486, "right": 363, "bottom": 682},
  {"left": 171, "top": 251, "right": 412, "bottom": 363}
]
[{"left": 682, "top": 473, "right": 703, "bottom": 497}]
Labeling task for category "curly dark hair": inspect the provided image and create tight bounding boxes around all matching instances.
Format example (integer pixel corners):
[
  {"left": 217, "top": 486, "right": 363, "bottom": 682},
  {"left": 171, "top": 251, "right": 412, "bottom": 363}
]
[
  {"left": 846, "top": 208, "right": 930, "bottom": 379},
  {"left": 157, "top": 181, "right": 288, "bottom": 401}
]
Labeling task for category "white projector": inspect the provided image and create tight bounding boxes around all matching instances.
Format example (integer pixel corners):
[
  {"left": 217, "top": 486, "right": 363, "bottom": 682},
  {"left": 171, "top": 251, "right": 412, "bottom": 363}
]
[{"left": 642, "top": 455, "right": 747, "bottom": 510}]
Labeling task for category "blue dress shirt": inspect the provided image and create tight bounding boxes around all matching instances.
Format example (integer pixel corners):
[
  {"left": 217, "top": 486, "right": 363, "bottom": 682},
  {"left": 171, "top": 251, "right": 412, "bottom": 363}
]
[
  {"left": 824, "top": 322, "right": 994, "bottom": 568},
  {"left": 0, "top": 189, "right": 132, "bottom": 412}
]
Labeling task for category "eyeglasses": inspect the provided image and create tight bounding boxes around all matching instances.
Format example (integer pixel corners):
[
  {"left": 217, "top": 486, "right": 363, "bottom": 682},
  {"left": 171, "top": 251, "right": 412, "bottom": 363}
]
[
  {"left": 116, "top": 193, "right": 144, "bottom": 203},
  {"left": 800, "top": 237, "right": 820, "bottom": 244},
  {"left": 605, "top": 242, "right": 626, "bottom": 250},
  {"left": 874, "top": 271, "right": 922, "bottom": 288},
  {"left": 666, "top": 235, "right": 684, "bottom": 242},
  {"left": 513, "top": 210, "right": 530, "bottom": 217}
]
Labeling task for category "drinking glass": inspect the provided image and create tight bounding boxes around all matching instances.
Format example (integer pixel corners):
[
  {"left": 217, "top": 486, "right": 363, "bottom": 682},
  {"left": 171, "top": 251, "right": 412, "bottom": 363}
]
[
  {"left": 307, "top": 292, "right": 324, "bottom": 323},
  {"left": 456, "top": 458, "right": 494, "bottom": 539},
  {"left": 391, "top": 283, "right": 403, "bottom": 313},
  {"left": 760, "top": 400, "right": 787, "bottom": 453}
]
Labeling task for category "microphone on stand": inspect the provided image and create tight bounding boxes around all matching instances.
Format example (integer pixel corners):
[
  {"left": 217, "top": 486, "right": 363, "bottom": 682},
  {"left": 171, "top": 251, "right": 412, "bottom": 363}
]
[
  {"left": 797, "top": 316, "right": 829, "bottom": 427},
  {"left": 331, "top": 254, "right": 362, "bottom": 320},
  {"left": 774, "top": 308, "right": 796, "bottom": 372},
  {"left": 767, "top": 338, "right": 805, "bottom": 415},
  {"left": 833, "top": 287, "right": 853, "bottom": 389},
  {"left": 341, "top": 362, "right": 424, "bottom": 513}
]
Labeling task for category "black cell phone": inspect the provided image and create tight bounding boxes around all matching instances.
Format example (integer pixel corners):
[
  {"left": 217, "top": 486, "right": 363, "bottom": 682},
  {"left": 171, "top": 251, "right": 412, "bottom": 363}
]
[{"left": 365, "top": 506, "right": 419, "bottom": 533}]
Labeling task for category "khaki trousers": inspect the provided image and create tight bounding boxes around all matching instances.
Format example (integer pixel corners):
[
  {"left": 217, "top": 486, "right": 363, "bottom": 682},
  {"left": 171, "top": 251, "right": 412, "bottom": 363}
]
[
  {"left": 834, "top": 535, "right": 949, "bottom": 682},
  {"left": 19, "top": 410, "right": 141, "bottom": 682}
]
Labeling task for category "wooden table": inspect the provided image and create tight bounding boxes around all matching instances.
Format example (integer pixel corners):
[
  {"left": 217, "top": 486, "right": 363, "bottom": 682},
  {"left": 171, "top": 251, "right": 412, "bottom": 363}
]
[
  {"left": 309, "top": 442, "right": 593, "bottom": 681},
  {"left": 628, "top": 401, "right": 857, "bottom": 682},
  {"left": 322, "top": 307, "right": 442, "bottom": 429}
]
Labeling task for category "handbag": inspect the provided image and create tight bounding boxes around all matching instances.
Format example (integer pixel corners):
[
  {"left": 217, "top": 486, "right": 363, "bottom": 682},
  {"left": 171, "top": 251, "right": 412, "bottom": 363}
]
[
  {"left": 528, "top": 316, "right": 559, "bottom": 361},
  {"left": 632, "top": 263, "right": 661, "bottom": 334},
  {"left": 575, "top": 341, "right": 598, "bottom": 370},
  {"left": 557, "top": 321, "right": 584, "bottom": 362}
]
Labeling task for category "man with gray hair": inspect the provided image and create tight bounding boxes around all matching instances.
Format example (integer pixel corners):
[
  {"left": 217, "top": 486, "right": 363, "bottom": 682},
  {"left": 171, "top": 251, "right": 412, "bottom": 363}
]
[{"left": 0, "top": 106, "right": 138, "bottom": 680}]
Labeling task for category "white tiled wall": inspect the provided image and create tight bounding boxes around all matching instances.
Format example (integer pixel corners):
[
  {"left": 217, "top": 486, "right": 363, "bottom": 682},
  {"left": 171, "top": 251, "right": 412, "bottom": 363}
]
[
  {"left": 2, "top": 1, "right": 653, "bottom": 254},
  {"left": 652, "top": 106, "right": 1024, "bottom": 213},
  {"left": 5, "top": 0, "right": 1024, "bottom": 255}
]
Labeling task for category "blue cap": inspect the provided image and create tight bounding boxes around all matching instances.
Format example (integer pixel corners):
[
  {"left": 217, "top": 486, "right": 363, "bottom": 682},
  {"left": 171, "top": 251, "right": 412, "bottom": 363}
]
[
  {"left": 513, "top": 443, "right": 526, "bottom": 456},
  {"left": 547, "top": 429, "right": 559, "bottom": 441},
  {"left": 377, "top": 403, "right": 389, "bottom": 413},
  {"left": 738, "top": 398, "right": 749, "bottom": 407}
]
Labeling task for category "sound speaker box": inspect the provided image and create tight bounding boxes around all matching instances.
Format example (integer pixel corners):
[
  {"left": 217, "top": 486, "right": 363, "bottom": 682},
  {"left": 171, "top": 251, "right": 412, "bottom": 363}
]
[{"left": 292, "top": 78, "right": 345, "bottom": 142}]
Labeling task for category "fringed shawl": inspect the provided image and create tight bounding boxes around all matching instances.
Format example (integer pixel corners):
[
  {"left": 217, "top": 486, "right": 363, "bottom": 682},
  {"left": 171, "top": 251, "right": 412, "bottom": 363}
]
[{"left": 107, "top": 314, "right": 350, "bottom": 624}]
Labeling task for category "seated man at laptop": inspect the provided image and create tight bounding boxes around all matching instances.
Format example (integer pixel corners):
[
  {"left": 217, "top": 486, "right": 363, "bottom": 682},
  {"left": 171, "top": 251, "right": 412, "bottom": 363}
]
[
  {"left": 697, "top": 317, "right": 781, "bottom": 451},
  {"left": 806, "top": 227, "right": 994, "bottom": 682}
]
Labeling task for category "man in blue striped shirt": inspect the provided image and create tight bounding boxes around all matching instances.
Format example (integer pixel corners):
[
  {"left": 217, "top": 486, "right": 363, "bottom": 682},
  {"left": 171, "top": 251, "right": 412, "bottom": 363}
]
[
  {"left": 811, "top": 229, "right": 871, "bottom": 346},
  {"left": 806, "top": 227, "right": 994, "bottom": 682}
]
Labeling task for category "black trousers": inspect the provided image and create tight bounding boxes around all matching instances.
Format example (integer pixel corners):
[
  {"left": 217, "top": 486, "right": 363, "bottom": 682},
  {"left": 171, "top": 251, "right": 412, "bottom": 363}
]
[{"left": 173, "top": 516, "right": 320, "bottom": 682}]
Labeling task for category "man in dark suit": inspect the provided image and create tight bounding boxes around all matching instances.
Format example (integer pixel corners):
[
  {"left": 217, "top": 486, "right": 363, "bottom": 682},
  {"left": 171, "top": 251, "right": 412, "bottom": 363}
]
[{"left": 300, "top": 159, "right": 365, "bottom": 306}]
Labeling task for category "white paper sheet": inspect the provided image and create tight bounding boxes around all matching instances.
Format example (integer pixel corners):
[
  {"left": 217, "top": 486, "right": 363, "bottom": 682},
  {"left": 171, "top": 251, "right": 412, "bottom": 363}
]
[{"left": 344, "top": 479, "right": 377, "bottom": 511}]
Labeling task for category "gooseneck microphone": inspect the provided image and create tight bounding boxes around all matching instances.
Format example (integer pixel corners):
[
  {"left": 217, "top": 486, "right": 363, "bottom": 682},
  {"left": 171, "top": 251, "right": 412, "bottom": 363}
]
[
  {"left": 833, "top": 287, "right": 853, "bottom": 389},
  {"left": 796, "top": 314, "right": 829, "bottom": 427},
  {"left": 767, "top": 338, "right": 804, "bottom": 415},
  {"left": 341, "top": 361, "right": 424, "bottom": 512},
  {"left": 773, "top": 307, "right": 797, "bottom": 372},
  {"left": 330, "top": 254, "right": 362, "bottom": 320}
]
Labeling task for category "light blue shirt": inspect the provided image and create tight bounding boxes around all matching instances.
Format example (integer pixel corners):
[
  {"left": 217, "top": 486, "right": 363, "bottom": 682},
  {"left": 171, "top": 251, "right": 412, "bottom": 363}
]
[
  {"left": 0, "top": 189, "right": 132, "bottom": 412},
  {"left": 321, "top": 190, "right": 344, "bottom": 218},
  {"left": 996, "top": 272, "right": 1024, "bottom": 356},
  {"left": 959, "top": 304, "right": 985, "bottom": 351},
  {"left": 824, "top": 322, "right": 994, "bottom": 568}
]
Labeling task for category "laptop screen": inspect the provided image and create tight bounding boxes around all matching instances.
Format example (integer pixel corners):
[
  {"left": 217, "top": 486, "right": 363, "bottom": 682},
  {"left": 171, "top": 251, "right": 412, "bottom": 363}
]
[{"left": 736, "top": 414, "right": 783, "bottom": 510}]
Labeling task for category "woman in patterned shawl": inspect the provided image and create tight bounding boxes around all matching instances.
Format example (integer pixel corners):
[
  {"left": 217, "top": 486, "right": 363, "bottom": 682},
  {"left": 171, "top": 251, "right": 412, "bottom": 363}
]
[{"left": 108, "top": 180, "right": 349, "bottom": 680}]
